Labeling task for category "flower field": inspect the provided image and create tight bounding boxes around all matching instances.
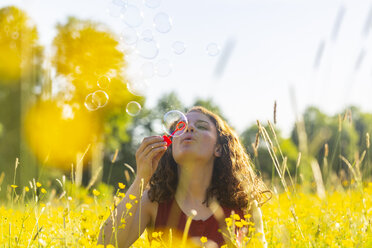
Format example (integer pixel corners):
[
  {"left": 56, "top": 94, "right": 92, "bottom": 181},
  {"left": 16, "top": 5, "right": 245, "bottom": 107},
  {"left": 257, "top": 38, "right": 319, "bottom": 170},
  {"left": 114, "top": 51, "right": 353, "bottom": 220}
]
[{"left": 1, "top": 179, "right": 371, "bottom": 248}]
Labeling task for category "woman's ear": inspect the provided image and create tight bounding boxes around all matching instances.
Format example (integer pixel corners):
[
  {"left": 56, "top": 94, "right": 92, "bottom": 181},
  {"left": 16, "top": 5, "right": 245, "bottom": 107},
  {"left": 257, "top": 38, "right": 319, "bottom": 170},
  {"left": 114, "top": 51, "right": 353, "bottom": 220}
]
[{"left": 214, "top": 144, "right": 222, "bottom": 157}]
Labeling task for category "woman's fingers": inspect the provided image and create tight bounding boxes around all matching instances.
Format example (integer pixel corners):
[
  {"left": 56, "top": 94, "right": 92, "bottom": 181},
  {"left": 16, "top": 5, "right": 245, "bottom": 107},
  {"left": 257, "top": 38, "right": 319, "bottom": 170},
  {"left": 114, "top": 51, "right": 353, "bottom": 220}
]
[
  {"left": 136, "top": 136, "right": 164, "bottom": 155},
  {"left": 143, "top": 141, "right": 167, "bottom": 157}
]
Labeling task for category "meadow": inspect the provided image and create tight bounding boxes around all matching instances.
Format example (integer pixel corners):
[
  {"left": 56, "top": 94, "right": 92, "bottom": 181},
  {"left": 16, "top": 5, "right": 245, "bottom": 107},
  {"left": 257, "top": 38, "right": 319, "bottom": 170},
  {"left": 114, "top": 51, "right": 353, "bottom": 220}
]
[{"left": 1, "top": 122, "right": 371, "bottom": 248}]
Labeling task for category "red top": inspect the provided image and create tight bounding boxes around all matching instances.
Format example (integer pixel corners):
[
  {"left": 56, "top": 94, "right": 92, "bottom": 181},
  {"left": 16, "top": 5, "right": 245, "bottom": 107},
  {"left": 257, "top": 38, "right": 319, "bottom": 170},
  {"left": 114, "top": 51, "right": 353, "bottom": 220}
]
[{"left": 152, "top": 198, "right": 244, "bottom": 247}]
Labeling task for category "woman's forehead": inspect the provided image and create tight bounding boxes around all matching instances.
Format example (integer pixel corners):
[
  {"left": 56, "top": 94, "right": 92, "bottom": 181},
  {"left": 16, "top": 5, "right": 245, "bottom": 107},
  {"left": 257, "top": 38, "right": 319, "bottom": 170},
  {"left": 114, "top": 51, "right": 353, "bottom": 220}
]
[{"left": 186, "top": 111, "right": 212, "bottom": 123}]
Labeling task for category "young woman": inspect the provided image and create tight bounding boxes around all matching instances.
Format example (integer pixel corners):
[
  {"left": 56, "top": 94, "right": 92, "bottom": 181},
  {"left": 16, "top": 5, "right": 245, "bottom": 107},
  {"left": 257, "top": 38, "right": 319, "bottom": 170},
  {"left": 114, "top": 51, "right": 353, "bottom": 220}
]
[{"left": 98, "top": 106, "right": 270, "bottom": 247}]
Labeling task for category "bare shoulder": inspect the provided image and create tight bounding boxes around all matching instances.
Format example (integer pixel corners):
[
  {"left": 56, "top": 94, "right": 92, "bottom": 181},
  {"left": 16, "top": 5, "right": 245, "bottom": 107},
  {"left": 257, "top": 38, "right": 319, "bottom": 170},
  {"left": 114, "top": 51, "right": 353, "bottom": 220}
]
[{"left": 141, "top": 189, "right": 159, "bottom": 227}]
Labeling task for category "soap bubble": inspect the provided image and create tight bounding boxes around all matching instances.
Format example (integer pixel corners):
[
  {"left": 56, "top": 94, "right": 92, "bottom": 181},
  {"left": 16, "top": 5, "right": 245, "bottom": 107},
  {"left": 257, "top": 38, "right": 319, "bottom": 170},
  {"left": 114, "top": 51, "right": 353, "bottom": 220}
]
[
  {"left": 145, "top": 0, "right": 161, "bottom": 9},
  {"left": 97, "top": 76, "right": 111, "bottom": 89},
  {"left": 206, "top": 43, "right": 220, "bottom": 56},
  {"left": 120, "top": 27, "right": 138, "bottom": 45},
  {"left": 155, "top": 59, "right": 172, "bottom": 77},
  {"left": 162, "top": 110, "right": 188, "bottom": 137},
  {"left": 172, "top": 41, "right": 186, "bottom": 55},
  {"left": 141, "top": 29, "right": 153, "bottom": 41},
  {"left": 84, "top": 93, "right": 99, "bottom": 111},
  {"left": 136, "top": 38, "right": 159, "bottom": 59},
  {"left": 153, "top": 12, "right": 172, "bottom": 33},
  {"left": 126, "top": 101, "right": 142, "bottom": 116},
  {"left": 92, "top": 90, "right": 109, "bottom": 108},
  {"left": 122, "top": 4, "right": 143, "bottom": 27}
]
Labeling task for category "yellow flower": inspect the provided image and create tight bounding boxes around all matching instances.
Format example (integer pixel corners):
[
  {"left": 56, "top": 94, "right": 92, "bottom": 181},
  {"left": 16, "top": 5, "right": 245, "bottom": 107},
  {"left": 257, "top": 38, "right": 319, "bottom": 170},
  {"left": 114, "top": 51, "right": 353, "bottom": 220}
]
[
  {"left": 41, "top": 188, "right": 47, "bottom": 194},
  {"left": 36, "top": 182, "right": 42, "bottom": 188},
  {"left": 233, "top": 213, "right": 240, "bottom": 220},
  {"left": 118, "top": 182, "right": 126, "bottom": 189},
  {"left": 118, "top": 192, "right": 125, "bottom": 198},
  {"left": 126, "top": 203, "right": 132, "bottom": 210},
  {"left": 129, "top": 194, "right": 136, "bottom": 200},
  {"left": 200, "top": 236, "right": 208, "bottom": 243},
  {"left": 106, "top": 245, "right": 115, "bottom": 248},
  {"left": 11, "top": 185, "right": 18, "bottom": 189},
  {"left": 244, "top": 214, "right": 251, "bottom": 219},
  {"left": 25, "top": 186, "right": 29, "bottom": 192},
  {"left": 235, "top": 221, "right": 243, "bottom": 228},
  {"left": 93, "top": 189, "right": 100, "bottom": 196}
]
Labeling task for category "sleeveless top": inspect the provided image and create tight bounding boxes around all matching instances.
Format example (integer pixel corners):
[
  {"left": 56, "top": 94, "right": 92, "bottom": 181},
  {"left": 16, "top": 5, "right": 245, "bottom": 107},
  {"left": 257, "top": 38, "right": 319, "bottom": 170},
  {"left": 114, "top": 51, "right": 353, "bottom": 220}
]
[{"left": 151, "top": 198, "right": 244, "bottom": 247}]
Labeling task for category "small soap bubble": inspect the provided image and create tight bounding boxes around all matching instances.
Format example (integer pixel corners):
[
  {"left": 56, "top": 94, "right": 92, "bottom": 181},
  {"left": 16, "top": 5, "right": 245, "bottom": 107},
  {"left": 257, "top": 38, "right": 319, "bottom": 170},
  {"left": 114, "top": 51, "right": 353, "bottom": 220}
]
[
  {"left": 172, "top": 41, "right": 186, "bottom": 55},
  {"left": 120, "top": 27, "right": 138, "bottom": 45},
  {"left": 206, "top": 43, "right": 220, "bottom": 56},
  {"left": 122, "top": 4, "right": 144, "bottom": 28},
  {"left": 153, "top": 12, "right": 172, "bottom": 33},
  {"left": 136, "top": 38, "right": 159, "bottom": 59},
  {"left": 155, "top": 59, "right": 172, "bottom": 77},
  {"left": 140, "top": 62, "right": 155, "bottom": 79},
  {"left": 162, "top": 110, "right": 188, "bottom": 137},
  {"left": 92, "top": 90, "right": 109, "bottom": 108},
  {"left": 145, "top": 0, "right": 161, "bottom": 9},
  {"left": 84, "top": 93, "right": 99, "bottom": 111},
  {"left": 97, "top": 76, "right": 111, "bottom": 89},
  {"left": 141, "top": 29, "right": 153, "bottom": 41},
  {"left": 126, "top": 101, "right": 142, "bottom": 116}
]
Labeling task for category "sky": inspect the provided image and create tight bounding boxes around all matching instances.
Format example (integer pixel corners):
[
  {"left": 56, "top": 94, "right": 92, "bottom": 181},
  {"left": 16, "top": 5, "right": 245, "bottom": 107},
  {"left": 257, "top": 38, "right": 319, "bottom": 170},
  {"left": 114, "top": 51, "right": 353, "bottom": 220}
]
[{"left": 1, "top": 0, "right": 372, "bottom": 137}]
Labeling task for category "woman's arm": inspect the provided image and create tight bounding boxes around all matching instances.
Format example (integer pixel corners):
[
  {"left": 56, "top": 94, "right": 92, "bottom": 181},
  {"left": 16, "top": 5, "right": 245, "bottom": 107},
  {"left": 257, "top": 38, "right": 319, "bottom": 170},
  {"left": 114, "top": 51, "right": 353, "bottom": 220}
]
[
  {"left": 98, "top": 136, "right": 167, "bottom": 247},
  {"left": 97, "top": 179, "right": 152, "bottom": 247}
]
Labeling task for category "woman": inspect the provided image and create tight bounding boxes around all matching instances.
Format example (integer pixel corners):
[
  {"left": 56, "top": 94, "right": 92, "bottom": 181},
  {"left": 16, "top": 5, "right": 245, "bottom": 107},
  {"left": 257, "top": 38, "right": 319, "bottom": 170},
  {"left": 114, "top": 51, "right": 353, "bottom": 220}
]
[{"left": 98, "top": 106, "right": 270, "bottom": 247}]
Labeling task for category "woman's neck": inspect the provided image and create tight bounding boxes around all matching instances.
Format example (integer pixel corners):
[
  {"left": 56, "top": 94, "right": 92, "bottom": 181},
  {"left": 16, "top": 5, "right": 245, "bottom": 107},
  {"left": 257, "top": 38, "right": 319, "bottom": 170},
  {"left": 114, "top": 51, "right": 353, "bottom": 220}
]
[{"left": 175, "top": 160, "right": 214, "bottom": 205}]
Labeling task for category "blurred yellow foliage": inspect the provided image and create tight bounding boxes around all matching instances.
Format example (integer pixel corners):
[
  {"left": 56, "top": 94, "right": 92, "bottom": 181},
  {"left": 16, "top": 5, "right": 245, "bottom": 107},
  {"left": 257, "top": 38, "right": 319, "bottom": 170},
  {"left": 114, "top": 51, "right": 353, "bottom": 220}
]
[
  {"left": 0, "top": 6, "right": 41, "bottom": 83},
  {"left": 24, "top": 99, "right": 101, "bottom": 169}
]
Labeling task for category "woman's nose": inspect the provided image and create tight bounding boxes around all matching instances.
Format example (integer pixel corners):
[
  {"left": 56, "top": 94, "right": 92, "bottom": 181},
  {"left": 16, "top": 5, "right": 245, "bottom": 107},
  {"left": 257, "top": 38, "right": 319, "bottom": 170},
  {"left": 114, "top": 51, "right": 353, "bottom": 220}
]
[{"left": 186, "top": 124, "right": 195, "bottom": 132}]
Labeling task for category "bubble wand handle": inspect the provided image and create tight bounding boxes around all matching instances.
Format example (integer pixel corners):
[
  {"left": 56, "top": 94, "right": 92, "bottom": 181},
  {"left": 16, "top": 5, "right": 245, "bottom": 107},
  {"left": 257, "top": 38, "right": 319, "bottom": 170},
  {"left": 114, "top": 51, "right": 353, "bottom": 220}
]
[{"left": 162, "top": 121, "right": 186, "bottom": 146}]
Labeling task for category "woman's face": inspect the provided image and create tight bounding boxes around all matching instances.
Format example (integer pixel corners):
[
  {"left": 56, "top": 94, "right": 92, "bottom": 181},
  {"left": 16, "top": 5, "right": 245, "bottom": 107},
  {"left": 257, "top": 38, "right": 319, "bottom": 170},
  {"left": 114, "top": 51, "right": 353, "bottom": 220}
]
[{"left": 172, "top": 111, "right": 220, "bottom": 166}]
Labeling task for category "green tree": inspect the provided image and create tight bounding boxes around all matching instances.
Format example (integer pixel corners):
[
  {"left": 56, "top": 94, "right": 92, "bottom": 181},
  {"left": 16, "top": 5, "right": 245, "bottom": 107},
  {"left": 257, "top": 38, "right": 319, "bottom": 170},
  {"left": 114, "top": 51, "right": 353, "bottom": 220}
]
[{"left": 0, "top": 6, "right": 43, "bottom": 197}]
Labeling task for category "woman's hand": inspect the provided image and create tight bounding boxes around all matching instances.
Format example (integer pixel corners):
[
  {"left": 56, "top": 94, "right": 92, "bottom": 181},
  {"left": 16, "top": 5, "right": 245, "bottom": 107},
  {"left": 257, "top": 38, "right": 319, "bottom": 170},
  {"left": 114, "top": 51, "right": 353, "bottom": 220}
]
[{"left": 135, "top": 136, "right": 168, "bottom": 184}]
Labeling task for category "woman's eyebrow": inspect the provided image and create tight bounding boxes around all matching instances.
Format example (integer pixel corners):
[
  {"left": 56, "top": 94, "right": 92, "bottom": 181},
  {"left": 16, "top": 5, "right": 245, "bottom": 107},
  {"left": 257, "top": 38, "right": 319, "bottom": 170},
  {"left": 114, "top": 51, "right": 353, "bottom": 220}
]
[{"left": 194, "top": 120, "right": 210, "bottom": 125}]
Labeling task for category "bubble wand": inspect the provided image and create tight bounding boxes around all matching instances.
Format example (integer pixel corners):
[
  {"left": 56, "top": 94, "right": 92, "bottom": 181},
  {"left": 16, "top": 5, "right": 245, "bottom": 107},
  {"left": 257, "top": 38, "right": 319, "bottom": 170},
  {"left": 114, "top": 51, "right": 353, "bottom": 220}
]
[{"left": 163, "top": 121, "right": 186, "bottom": 146}]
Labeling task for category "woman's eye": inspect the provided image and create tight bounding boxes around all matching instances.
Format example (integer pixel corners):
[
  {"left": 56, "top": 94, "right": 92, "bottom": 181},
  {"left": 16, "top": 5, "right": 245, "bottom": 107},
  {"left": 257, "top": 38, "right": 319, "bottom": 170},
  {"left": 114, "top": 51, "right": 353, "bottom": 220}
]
[{"left": 197, "top": 125, "right": 207, "bottom": 130}]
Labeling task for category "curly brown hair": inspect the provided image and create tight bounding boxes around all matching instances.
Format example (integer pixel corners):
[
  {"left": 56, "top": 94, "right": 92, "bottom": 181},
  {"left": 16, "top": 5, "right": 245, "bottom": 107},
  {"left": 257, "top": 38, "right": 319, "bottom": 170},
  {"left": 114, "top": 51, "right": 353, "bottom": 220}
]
[{"left": 148, "top": 106, "right": 271, "bottom": 209}]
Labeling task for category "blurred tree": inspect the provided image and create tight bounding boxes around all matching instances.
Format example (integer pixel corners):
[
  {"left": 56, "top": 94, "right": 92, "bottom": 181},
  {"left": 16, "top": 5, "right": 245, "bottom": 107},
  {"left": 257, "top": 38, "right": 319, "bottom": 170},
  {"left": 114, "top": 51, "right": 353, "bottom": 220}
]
[
  {"left": 0, "top": 6, "right": 43, "bottom": 197},
  {"left": 192, "top": 98, "right": 226, "bottom": 121},
  {"left": 24, "top": 17, "right": 141, "bottom": 187},
  {"left": 290, "top": 106, "right": 359, "bottom": 186},
  {"left": 241, "top": 123, "right": 298, "bottom": 182}
]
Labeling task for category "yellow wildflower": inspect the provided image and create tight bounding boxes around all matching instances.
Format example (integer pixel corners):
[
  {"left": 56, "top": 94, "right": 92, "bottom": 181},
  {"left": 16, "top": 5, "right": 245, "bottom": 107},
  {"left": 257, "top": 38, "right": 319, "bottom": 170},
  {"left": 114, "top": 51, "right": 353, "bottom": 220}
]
[
  {"left": 93, "top": 189, "right": 100, "bottom": 196},
  {"left": 126, "top": 203, "right": 132, "bottom": 210},
  {"left": 41, "top": 188, "right": 47, "bottom": 194},
  {"left": 233, "top": 214, "right": 240, "bottom": 220},
  {"left": 118, "top": 182, "right": 126, "bottom": 189},
  {"left": 36, "top": 182, "right": 42, "bottom": 187},
  {"left": 118, "top": 192, "right": 125, "bottom": 198},
  {"left": 129, "top": 194, "right": 136, "bottom": 200},
  {"left": 11, "top": 185, "right": 18, "bottom": 189},
  {"left": 25, "top": 186, "right": 29, "bottom": 192},
  {"left": 200, "top": 236, "right": 208, "bottom": 243}
]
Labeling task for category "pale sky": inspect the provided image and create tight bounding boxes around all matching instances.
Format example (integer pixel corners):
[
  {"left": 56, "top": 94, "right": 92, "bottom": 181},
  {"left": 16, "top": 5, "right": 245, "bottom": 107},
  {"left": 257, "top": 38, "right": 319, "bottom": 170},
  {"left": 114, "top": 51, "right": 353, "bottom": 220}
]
[{"left": 2, "top": 0, "right": 372, "bottom": 137}]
